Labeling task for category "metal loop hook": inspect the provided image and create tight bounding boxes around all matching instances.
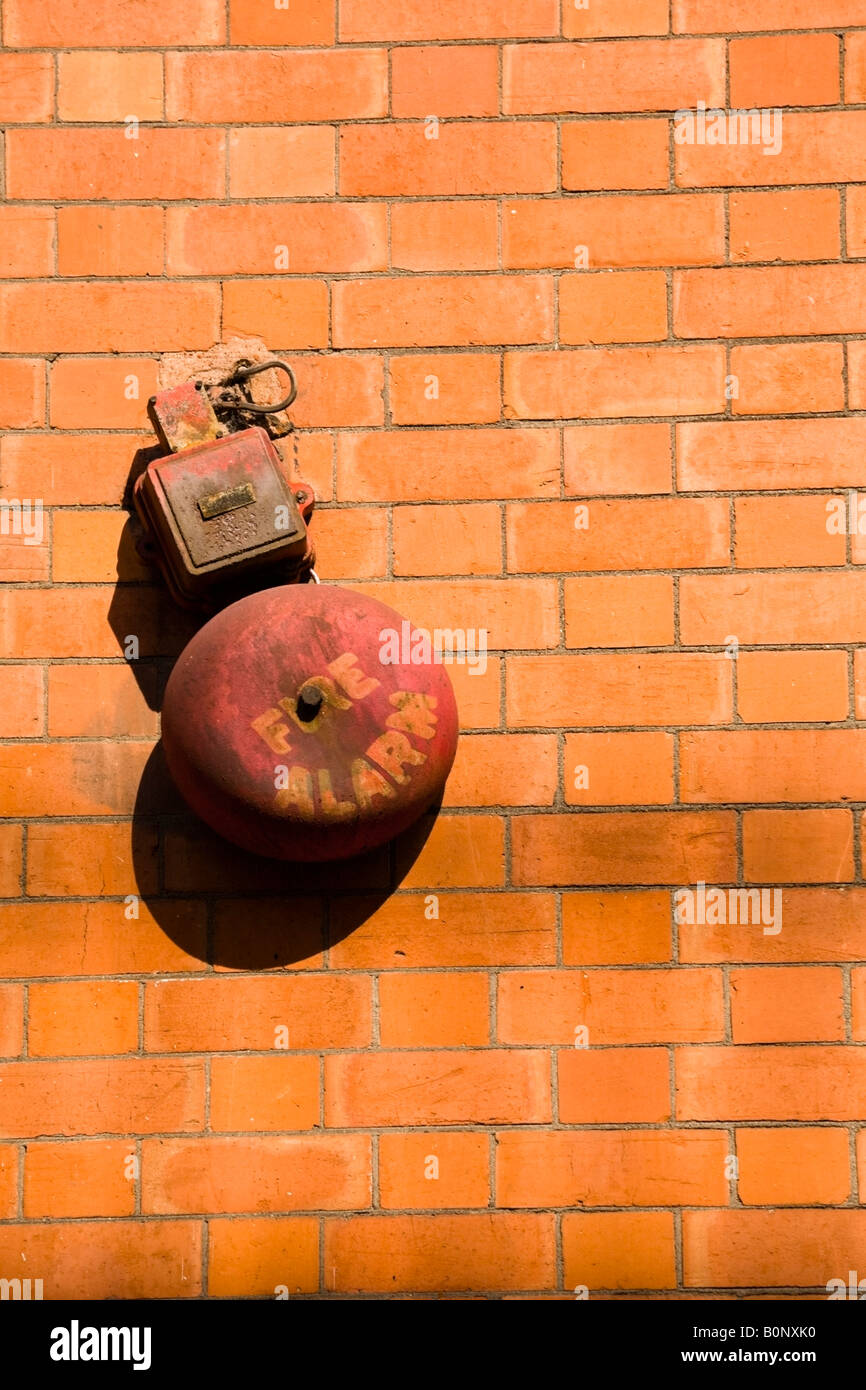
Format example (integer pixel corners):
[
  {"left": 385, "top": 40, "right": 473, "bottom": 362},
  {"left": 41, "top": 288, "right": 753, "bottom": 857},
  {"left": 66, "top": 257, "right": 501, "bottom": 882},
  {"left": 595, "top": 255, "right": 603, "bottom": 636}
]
[{"left": 218, "top": 358, "right": 298, "bottom": 415}]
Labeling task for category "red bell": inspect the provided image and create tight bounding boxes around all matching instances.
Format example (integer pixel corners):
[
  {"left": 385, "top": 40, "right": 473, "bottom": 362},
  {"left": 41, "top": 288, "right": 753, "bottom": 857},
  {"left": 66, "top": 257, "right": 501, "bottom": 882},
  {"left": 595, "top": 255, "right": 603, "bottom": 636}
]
[{"left": 160, "top": 584, "right": 459, "bottom": 861}]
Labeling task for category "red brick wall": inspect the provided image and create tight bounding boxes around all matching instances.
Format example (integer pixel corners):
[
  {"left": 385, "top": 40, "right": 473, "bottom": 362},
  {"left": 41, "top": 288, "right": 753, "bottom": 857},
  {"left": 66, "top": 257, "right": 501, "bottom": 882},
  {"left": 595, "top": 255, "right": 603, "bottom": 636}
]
[{"left": 1, "top": 0, "right": 865, "bottom": 1298}]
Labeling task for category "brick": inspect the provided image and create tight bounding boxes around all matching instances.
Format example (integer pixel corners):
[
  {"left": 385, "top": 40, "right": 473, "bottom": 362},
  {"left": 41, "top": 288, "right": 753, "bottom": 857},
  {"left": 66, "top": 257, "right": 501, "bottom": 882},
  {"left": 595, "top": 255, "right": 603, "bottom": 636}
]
[
  {"left": 0, "top": 1059, "right": 205, "bottom": 1138},
  {"left": 4, "top": 0, "right": 224, "bottom": 45},
  {"left": 445, "top": 734, "right": 558, "bottom": 807},
  {"left": 230, "top": 0, "right": 334, "bottom": 44},
  {"left": 558, "top": 1047, "right": 671, "bottom": 1123},
  {"left": 394, "top": 502, "right": 501, "bottom": 574},
  {"left": 683, "top": 1209, "right": 866, "bottom": 1289},
  {"left": 564, "top": 422, "right": 672, "bottom": 495},
  {"left": 58, "top": 51, "right": 163, "bottom": 121},
  {"left": 850, "top": 968, "right": 866, "bottom": 1038},
  {"left": 564, "top": 575, "right": 675, "bottom": 648},
  {"left": 0, "top": 985, "right": 24, "bottom": 1058},
  {"left": 0, "top": 666, "right": 43, "bottom": 737},
  {"left": 511, "top": 497, "right": 728, "bottom": 571},
  {"left": 1, "top": 433, "right": 145, "bottom": 505},
  {"left": 26, "top": 821, "right": 156, "bottom": 897},
  {"left": 0, "top": 1221, "right": 201, "bottom": 1299},
  {"left": 729, "top": 188, "right": 840, "bottom": 264},
  {"left": 729, "top": 34, "right": 839, "bottom": 107},
  {"left": 563, "top": 1211, "right": 676, "bottom": 1291},
  {"left": 142, "top": 1135, "right": 371, "bottom": 1213},
  {"left": 339, "top": 428, "right": 557, "bottom": 501},
  {"left": 0, "top": 741, "right": 156, "bottom": 817},
  {"left": 49, "top": 358, "right": 157, "bottom": 432},
  {"left": 507, "top": 654, "right": 732, "bottom": 727},
  {"left": 512, "top": 811, "right": 736, "bottom": 886},
  {"left": 340, "top": 122, "right": 555, "bottom": 196},
  {"left": 734, "top": 495, "right": 845, "bottom": 569},
  {"left": 229, "top": 127, "right": 336, "bottom": 198},
  {"left": 210, "top": 1057, "right": 320, "bottom": 1132},
  {"left": 561, "top": 119, "right": 669, "bottom": 191},
  {"left": 504, "top": 346, "right": 725, "bottom": 419},
  {"left": 564, "top": 732, "right": 674, "bottom": 806},
  {"left": 379, "top": 1132, "right": 489, "bottom": 1209},
  {"left": 498, "top": 968, "right": 724, "bottom": 1043},
  {"left": 0, "top": 282, "right": 220, "bottom": 353},
  {"left": 681, "top": 573, "right": 866, "bottom": 646},
  {"left": 392, "top": 45, "right": 499, "bottom": 117},
  {"left": 144, "top": 976, "right": 370, "bottom": 1052},
  {"left": 333, "top": 276, "right": 553, "bottom": 349},
  {"left": 0, "top": 532, "right": 48, "bottom": 583},
  {"left": 0, "top": 827, "right": 23, "bottom": 898},
  {"left": 731, "top": 343, "right": 844, "bottom": 416},
  {"left": 329, "top": 892, "right": 553, "bottom": 968},
  {"left": 47, "top": 664, "right": 160, "bottom": 740},
  {"left": 0, "top": 53, "right": 53, "bottom": 121},
  {"left": 677, "top": 1045, "right": 866, "bottom": 1120},
  {"left": 211, "top": 899, "right": 324, "bottom": 973},
  {"left": 167, "top": 204, "right": 386, "bottom": 275},
  {"left": 498, "top": 1130, "right": 727, "bottom": 1207},
  {"left": 0, "top": 1146, "right": 16, "bottom": 1217},
  {"left": 29, "top": 980, "right": 139, "bottom": 1057},
  {"left": 326, "top": 1212, "right": 554, "bottom": 1292},
  {"left": 503, "top": 39, "right": 724, "bottom": 114},
  {"left": 503, "top": 193, "right": 723, "bottom": 268},
  {"left": 395, "top": 814, "right": 506, "bottom": 889},
  {"left": 848, "top": 341, "right": 866, "bottom": 410},
  {"left": 843, "top": 187, "right": 866, "bottom": 257},
  {"left": 23, "top": 1139, "right": 135, "bottom": 1218},
  {"left": 737, "top": 1128, "right": 850, "bottom": 1207},
  {"left": 448, "top": 659, "right": 502, "bottom": 730},
  {"left": 730, "top": 966, "right": 844, "bottom": 1044},
  {"left": 391, "top": 204, "right": 498, "bottom": 272},
  {"left": 562, "top": 890, "right": 671, "bottom": 965},
  {"left": 325, "top": 1050, "right": 550, "bottom": 1125},
  {"left": 676, "top": 265, "right": 866, "bottom": 338},
  {"left": 0, "top": 207, "right": 54, "bottom": 278},
  {"left": 283, "top": 355, "right": 384, "bottom": 429},
  {"left": 339, "top": 0, "right": 558, "bottom": 40},
  {"left": 57, "top": 206, "right": 164, "bottom": 278},
  {"left": 680, "top": 888, "right": 866, "bottom": 965},
  {"left": 312, "top": 508, "right": 388, "bottom": 579},
  {"left": 0, "top": 901, "right": 205, "bottom": 978},
  {"left": 675, "top": 0, "right": 866, "bottom": 28},
  {"left": 678, "top": 111, "right": 866, "bottom": 188},
  {"left": 0, "top": 360, "right": 44, "bottom": 429},
  {"left": 856, "top": 650, "right": 866, "bottom": 719},
  {"left": 166, "top": 50, "right": 387, "bottom": 123},
  {"left": 743, "top": 809, "right": 854, "bottom": 884},
  {"left": 845, "top": 33, "right": 866, "bottom": 101},
  {"left": 681, "top": 729, "right": 866, "bottom": 803},
  {"left": 379, "top": 972, "right": 490, "bottom": 1046},
  {"left": 678, "top": 418, "right": 866, "bottom": 491},
  {"left": 565, "top": 0, "right": 669, "bottom": 35},
  {"left": 560, "top": 270, "right": 667, "bottom": 345},
  {"left": 354, "top": 578, "right": 558, "bottom": 648},
  {"left": 7, "top": 128, "right": 224, "bottom": 201},
  {"left": 737, "top": 650, "right": 849, "bottom": 724},
  {"left": 208, "top": 1217, "right": 319, "bottom": 1298},
  {"left": 0, "top": 588, "right": 188, "bottom": 660},
  {"left": 222, "top": 279, "right": 328, "bottom": 349}
]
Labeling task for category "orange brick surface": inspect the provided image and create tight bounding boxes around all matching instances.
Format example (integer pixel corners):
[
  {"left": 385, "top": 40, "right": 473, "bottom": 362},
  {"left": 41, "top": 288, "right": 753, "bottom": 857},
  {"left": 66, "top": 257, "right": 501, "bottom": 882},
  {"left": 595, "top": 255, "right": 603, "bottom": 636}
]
[{"left": 0, "top": 2, "right": 863, "bottom": 1303}]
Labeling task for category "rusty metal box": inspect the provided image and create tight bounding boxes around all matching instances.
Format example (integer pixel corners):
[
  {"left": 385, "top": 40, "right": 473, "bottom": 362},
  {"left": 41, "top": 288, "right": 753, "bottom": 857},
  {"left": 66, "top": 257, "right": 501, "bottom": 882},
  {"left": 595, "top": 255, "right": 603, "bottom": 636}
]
[{"left": 133, "top": 380, "right": 311, "bottom": 609}]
